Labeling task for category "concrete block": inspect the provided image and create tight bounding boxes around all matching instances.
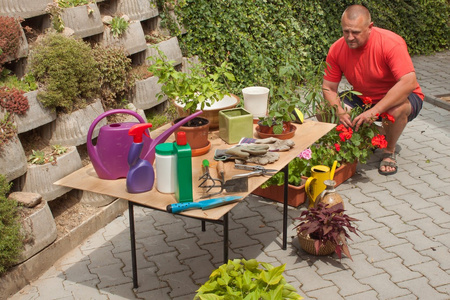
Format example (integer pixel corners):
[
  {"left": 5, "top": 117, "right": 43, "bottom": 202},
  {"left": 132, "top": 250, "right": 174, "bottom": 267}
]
[
  {"left": 0, "top": 0, "right": 52, "bottom": 19},
  {"left": 116, "top": 0, "right": 159, "bottom": 21},
  {"left": 15, "top": 90, "right": 56, "bottom": 134},
  {"left": 102, "top": 21, "right": 146, "bottom": 55},
  {"left": 60, "top": 3, "right": 104, "bottom": 38}
]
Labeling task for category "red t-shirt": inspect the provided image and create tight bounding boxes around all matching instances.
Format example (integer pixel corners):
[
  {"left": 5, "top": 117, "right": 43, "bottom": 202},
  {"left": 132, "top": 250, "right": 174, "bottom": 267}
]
[{"left": 324, "top": 27, "right": 424, "bottom": 102}]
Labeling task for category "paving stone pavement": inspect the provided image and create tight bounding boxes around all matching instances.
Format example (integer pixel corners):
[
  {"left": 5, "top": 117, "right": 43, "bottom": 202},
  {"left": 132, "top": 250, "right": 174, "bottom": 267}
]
[{"left": 10, "top": 51, "right": 450, "bottom": 299}]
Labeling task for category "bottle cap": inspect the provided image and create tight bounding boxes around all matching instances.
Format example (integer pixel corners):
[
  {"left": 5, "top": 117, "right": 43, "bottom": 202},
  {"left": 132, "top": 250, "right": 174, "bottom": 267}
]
[
  {"left": 155, "top": 143, "right": 174, "bottom": 155},
  {"left": 176, "top": 131, "right": 187, "bottom": 145}
]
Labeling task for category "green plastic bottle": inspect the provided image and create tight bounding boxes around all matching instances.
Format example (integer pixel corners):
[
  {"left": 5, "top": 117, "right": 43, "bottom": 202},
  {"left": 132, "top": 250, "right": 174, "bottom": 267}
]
[{"left": 173, "top": 131, "right": 193, "bottom": 203}]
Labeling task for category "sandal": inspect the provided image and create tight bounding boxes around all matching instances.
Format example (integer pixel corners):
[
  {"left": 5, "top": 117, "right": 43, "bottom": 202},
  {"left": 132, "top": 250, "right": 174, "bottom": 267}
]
[{"left": 378, "top": 152, "right": 398, "bottom": 176}]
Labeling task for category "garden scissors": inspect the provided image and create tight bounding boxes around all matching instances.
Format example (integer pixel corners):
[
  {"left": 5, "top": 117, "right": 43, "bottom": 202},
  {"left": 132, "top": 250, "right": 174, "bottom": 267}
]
[{"left": 232, "top": 164, "right": 277, "bottom": 179}]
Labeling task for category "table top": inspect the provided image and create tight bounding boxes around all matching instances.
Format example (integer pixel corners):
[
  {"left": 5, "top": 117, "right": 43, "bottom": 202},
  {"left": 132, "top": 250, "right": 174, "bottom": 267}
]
[{"left": 55, "top": 121, "right": 335, "bottom": 221}]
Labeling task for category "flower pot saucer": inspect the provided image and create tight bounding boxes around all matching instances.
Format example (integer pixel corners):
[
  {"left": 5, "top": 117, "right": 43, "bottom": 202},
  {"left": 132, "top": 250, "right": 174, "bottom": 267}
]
[
  {"left": 255, "top": 124, "right": 297, "bottom": 140},
  {"left": 191, "top": 141, "right": 211, "bottom": 157}
]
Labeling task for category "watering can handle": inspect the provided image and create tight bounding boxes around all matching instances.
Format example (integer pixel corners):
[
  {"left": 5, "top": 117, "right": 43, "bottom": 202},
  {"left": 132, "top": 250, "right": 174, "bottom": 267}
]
[
  {"left": 330, "top": 160, "right": 338, "bottom": 180},
  {"left": 86, "top": 109, "right": 146, "bottom": 146},
  {"left": 305, "top": 176, "right": 316, "bottom": 208}
]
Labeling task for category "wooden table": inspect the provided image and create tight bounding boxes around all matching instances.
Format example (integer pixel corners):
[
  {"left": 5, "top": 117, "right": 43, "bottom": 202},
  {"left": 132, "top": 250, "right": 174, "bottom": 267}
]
[{"left": 55, "top": 121, "right": 334, "bottom": 287}]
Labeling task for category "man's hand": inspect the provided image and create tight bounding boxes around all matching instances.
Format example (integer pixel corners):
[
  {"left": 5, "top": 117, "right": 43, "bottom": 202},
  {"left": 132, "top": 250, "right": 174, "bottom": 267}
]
[
  {"left": 352, "top": 109, "right": 377, "bottom": 131},
  {"left": 338, "top": 112, "right": 353, "bottom": 128}
]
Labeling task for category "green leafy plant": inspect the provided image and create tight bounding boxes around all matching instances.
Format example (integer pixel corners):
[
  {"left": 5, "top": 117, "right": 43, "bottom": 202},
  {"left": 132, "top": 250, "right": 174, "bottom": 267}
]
[
  {"left": 0, "top": 16, "right": 22, "bottom": 73},
  {"left": 0, "top": 112, "right": 16, "bottom": 150},
  {"left": 29, "top": 33, "right": 100, "bottom": 113},
  {"left": 57, "top": 0, "right": 91, "bottom": 8},
  {"left": 92, "top": 44, "right": 135, "bottom": 109},
  {"left": 46, "top": 3, "right": 65, "bottom": 33},
  {"left": 0, "top": 174, "right": 23, "bottom": 275},
  {"left": 295, "top": 203, "right": 359, "bottom": 260},
  {"left": 0, "top": 71, "right": 38, "bottom": 92},
  {"left": 108, "top": 16, "right": 129, "bottom": 37},
  {"left": 147, "top": 48, "right": 235, "bottom": 124},
  {"left": 0, "top": 86, "right": 29, "bottom": 115},
  {"left": 195, "top": 258, "right": 302, "bottom": 299},
  {"left": 27, "top": 145, "right": 68, "bottom": 165}
]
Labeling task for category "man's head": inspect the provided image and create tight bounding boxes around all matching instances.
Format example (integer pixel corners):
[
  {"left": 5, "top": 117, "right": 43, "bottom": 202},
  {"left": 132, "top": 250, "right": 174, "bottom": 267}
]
[{"left": 341, "top": 5, "right": 373, "bottom": 49}]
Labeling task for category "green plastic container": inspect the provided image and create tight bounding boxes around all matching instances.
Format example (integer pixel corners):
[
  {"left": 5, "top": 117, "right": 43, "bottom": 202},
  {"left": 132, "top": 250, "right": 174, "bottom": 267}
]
[
  {"left": 173, "top": 132, "right": 193, "bottom": 203},
  {"left": 219, "top": 108, "right": 253, "bottom": 144}
]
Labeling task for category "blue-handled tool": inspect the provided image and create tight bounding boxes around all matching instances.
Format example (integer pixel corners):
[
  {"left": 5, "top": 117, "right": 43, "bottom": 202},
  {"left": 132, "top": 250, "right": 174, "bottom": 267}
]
[{"left": 166, "top": 196, "right": 242, "bottom": 214}]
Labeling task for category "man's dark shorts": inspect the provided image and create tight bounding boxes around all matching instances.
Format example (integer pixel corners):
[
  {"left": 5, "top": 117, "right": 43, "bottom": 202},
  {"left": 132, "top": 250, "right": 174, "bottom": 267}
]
[{"left": 340, "top": 92, "right": 423, "bottom": 122}]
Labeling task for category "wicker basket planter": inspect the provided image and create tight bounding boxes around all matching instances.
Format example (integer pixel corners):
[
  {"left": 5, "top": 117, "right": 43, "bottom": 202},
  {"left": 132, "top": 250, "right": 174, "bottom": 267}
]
[{"left": 297, "top": 230, "right": 336, "bottom": 256}]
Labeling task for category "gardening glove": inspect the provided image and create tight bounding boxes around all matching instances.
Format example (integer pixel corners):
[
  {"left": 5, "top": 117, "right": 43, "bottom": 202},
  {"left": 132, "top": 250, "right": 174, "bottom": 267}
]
[
  {"left": 235, "top": 152, "right": 280, "bottom": 165},
  {"left": 225, "top": 144, "right": 269, "bottom": 159},
  {"left": 240, "top": 137, "right": 295, "bottom": 152}
]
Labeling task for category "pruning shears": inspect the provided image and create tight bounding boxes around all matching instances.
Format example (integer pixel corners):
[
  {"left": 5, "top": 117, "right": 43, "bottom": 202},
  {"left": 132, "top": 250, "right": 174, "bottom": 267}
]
[{"left": 232, "top": 164, "right": 277, "bottom": 179}]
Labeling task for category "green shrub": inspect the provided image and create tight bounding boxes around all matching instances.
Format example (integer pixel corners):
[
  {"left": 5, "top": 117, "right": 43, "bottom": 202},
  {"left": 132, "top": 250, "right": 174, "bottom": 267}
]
[
  {"left": 0, "top": 72, "right": 38, "bottom": 92},
  {"left": 92, "top": 45, "right": 135, "bottom": 109},
  {"left": 29, "top": 33, "right": 100, "bottom": 113},
  {"left": 0, "top": 174, "right": 23, "bottom": 275},
  {"left": 176, "top": 0, "right": 449, "bottom": 96}
]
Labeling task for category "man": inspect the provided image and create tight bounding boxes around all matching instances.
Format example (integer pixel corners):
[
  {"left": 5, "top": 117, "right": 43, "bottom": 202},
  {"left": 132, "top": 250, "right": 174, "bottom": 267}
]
[{"left": 322, "top": 4, "right": 423, "bottom": 175}]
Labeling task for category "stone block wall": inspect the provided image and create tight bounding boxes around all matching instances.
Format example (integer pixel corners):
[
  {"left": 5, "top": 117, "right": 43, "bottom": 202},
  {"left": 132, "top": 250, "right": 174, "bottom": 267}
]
[{"left": 0, "top": 0, "right": 184, "bottom": 264}]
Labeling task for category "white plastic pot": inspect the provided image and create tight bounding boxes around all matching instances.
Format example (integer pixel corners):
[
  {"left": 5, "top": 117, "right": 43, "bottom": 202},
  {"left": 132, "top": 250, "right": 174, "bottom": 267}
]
[{"left": 242, "top": 86, "right": 270, "bottom": 119}]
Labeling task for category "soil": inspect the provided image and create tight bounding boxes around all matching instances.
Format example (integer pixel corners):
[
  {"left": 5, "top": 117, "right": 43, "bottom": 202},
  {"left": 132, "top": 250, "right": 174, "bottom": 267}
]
[
  {"left": 19, "top": 131, "right": 97, "bottom": 238},
  {"left": 48, "top": 191, "right": 98, "bottom": 238}
]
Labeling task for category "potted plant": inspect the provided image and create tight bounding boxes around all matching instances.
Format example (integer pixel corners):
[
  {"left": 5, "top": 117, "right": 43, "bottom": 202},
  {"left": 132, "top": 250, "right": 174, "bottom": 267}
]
[
  {"left": 147, "top": 48, "right": 235, "bottom": 150},
  {"left": 256, "top": 59, "right": 305, "bottom": 137},
  {"left": 195, "top": 258, "right": 303, "bottom": 300},
  {"left": 253, "top": 94, "right": 390, "bottom": 206},
  {"left": 294, "top": 202, "right": 359, "bottom": 260}
]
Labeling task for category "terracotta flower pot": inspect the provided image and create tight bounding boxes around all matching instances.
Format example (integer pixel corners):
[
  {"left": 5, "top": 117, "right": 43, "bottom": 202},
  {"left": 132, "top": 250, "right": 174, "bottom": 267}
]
[
  {"left": 173, "top": 116, "right": 210, "bottom": 151},
  {"left": 297, "top": 230, "right": 336, "bottom": 256},
  {"left": 252, "top": 162, "right": 357, "bottom": 207}
]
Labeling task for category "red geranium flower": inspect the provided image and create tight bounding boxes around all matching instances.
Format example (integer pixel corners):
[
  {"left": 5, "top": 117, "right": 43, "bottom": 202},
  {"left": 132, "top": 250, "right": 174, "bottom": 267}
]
[
  {"left": 338, "top": 126, "right": 353, "bottom": 142},
  {"left": 336, "top": 124, "right": 346, "bottom": 132},
  {"left": 379, "top": 112, "right": 395, "bottom": 123},
  {"left": 371, "top": 134, "right": 387, "bottom": 149},
  {"left": 334, "top": 143, "right": 341, "bottom": 151},
  {"left": 361, "top": 96, "right": 373, "bottom": 106}
]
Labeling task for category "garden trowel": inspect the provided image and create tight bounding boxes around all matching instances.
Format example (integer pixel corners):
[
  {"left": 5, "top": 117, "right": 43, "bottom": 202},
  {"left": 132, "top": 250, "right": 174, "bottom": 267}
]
[{"left": 166, "top": 196, "right": 242, "bottom": 214}]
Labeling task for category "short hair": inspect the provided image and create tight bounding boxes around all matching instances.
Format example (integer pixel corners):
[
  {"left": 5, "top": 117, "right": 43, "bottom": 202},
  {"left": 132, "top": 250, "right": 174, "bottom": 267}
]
[{"left": 342, "top": 5, "right": 371, "bottom": 25}]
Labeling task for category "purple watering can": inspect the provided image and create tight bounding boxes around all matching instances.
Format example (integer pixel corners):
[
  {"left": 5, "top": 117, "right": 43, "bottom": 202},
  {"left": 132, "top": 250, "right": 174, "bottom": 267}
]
[{"left": 87, "top": 109, "right": 203, "bottom": 180}]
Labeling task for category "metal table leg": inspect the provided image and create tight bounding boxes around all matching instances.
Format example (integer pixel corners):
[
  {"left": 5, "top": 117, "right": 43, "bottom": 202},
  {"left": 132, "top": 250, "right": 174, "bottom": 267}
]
[
  {"left": 223, "top": 213, "right": 229, "bottom": 263},
  {"left": 128, "top": 202, "right": 138, "bottom": 288},
  {"left": 282, "top": 164, "right": 288, "bottom": 250}
]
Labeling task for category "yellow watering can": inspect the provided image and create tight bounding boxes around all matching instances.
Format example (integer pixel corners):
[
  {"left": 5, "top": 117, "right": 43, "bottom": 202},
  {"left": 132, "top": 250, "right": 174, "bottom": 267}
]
[{"left": 305, "top": 161, "right": 338, "bottom": 208}]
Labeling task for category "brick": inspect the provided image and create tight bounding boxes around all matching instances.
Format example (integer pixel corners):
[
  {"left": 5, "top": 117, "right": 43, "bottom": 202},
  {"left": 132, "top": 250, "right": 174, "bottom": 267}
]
[
  {"left": 386, "top": 203, "right": 428, "bottom": 222},
  {"left": 418, "top": 206, "right": 450, "bottom": 225},
  {"left": 287, "top": 266, "right": 334, "bottom": 292},
  {"left": 364, "top": 226, "right": 408, "bottom": 248},
  {"left": 160, "top": 270, "right": 199, "bottom": 299},
  {"left": 398, "top": 229, "right": 442, "bottom": 252},
  {"left": 360, "top": 273, "right": 410, "bottom": 299},
  {"left": 167, "top": 236, "right": 209, "bottom": 260},
  {"left": 342, "top": 253, "right": 384, "bottom": 279},
  {"left": 396, "top": 193, "right": 435, "bottom": 210},
  {"left": 61, "top": 259, "right": 99, "bottom": 284},
  {"left": 306, "top": 286, "right": 345, "bottom": 300},
  {"left": 94, "top": 263, "right": 132, "bottom": 289},
  {"left": 151, "top": 251, "right": 190, "bottom": 276},
  {"left": 420, "top": 245, "right": 450, "bottom": 270},
  {"left": 409, "top": 217, "right": 448, "bottom": 238},
  {"left": 369, "top": 190, "right": 407, "bottom": 207},
  {"left": 345, "top": 290, "right": 379, "bottom": 300},
  {"left": 351, "top": 239, "right": 396, "bottom": 262},
  {"left": 356, "top": 200, "right": 395, "bottom": 219},
  {"left": 376, "top": 214, "right": 417, "bottom": 234},
  {"left": 138, "top": 233, "right": 175, "bottom": 256},
  {"left": 410, "top": 261, "right": 450, "bottom": 287},
  {"left": 115, "top": 247, "right": 155, "bottom": 274},
  {"left": 157, "top": 220, "right": 195, "bottom": 242},
  {"left": 228, "top": 227, "right": 260, "bottom": 249},
  {"left": 351, "top": 211, "right": 384, "bottom": 232},
  {"left": 339, "top": 187, "right": 374, "bottom": 205},
  {"left": 322, "top": 270, "right": 371, "bottom": 296},
  {"left": 87, "top": 245, "right": 122, "bottom": 269},
  {"left": 234, "top": 215, "right": 276, "bottom": 235},
  {"left": 397, "top": 277, "right": 450, "bottom": 300},
  {"left": 374, "top": 257, "right": 422, "bottom": 282},
  {"left": 433, "top": 232, "right": 450, "bottom": 248}
]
